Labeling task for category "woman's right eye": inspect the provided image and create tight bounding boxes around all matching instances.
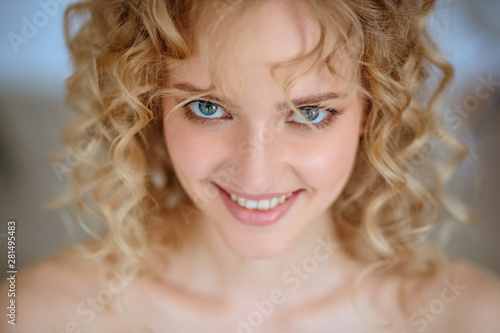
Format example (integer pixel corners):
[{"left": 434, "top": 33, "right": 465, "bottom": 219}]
[{"left": 188, "top": 100, "right": 227, "bottom": 118}]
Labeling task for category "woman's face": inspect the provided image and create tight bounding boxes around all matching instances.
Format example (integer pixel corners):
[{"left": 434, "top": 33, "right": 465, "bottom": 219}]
[{"left": 163, "top": 1, "right": 365, "bottom": 258}]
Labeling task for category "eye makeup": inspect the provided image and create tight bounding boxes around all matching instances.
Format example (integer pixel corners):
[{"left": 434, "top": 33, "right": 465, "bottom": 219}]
[
  {"left": 286, "top": 106, "right": 342, "bottom": 131},
  {"left": 177, "top": 98, "right": 343, "bottom": 130}
]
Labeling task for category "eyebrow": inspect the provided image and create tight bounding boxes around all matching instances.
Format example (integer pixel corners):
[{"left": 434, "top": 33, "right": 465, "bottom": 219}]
[
  {"left": 275, "top": 92, "right": 341, "bottom": 110},
  {"left": 172, "top": 82, "right": 341, "bottom": 110},
  {"left": 172, "top": 83, "right": 225, "bottom": 104}
]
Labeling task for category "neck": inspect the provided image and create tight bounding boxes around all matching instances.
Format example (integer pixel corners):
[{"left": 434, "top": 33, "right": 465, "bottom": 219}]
[{"left": 180, "top": 210, "right": 352, "bottom": 301}]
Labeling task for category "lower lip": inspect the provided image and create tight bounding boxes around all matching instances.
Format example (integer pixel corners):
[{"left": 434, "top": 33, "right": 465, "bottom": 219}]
[{"left": 216, "top": 185, "right": 302, "bottom": 227}]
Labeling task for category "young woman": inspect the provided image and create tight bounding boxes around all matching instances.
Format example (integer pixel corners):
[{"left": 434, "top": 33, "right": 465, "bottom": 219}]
[{"left": 2, "top": 0, "right": 500, "bottom": 332}]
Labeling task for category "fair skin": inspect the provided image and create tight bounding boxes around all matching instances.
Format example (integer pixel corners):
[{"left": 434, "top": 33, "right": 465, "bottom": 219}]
[{"left": 2, "top": 1, "right": 500, "bottom": 333}]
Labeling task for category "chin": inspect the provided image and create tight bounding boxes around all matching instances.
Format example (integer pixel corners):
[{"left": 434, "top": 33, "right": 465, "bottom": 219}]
[
  {"left": 232, "top": 246, "right": 286, "bottom": 260},
  {"left": 219, "top": 228, "right": 295, "bottom": 260}
]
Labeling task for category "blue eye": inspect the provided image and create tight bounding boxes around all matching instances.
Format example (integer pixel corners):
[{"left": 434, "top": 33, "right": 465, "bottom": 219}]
[
  {"left": 182, "top": 100, "right": 338, "bottom": 129},
  {"left": 290, "top": 106, "right": 330, "bottom": 124},
  {"left": 188, "top": 101, "right": 226, "bottom": 118}
]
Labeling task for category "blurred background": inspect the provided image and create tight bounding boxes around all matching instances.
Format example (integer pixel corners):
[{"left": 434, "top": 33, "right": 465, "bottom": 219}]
[{"left": 0, "top": 0, "right": 499, "bottom": 277}]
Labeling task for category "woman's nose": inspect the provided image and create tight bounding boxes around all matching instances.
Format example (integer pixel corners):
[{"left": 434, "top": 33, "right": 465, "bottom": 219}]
[{"left": 229, "top": 122, "right": 285, "bottom": 195}]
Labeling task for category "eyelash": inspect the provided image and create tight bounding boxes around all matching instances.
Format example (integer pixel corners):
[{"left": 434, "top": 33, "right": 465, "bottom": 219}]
[{"left": 180, "top": 99, "right": 341, "bottom": 130}]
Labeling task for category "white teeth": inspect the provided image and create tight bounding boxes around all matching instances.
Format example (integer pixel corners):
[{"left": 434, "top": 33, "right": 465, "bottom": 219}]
[
  {"left": 229, "top": 192, "right": 293, "bottom": 210},
  {"left": 270, "top": 197, "right": 278, "bottom": 209},
  {"left": 257, "top": 200, "right": 270, "bottom": 210},
  {"left": 245, "top": 199, "right": 258, "bottom": 210}
]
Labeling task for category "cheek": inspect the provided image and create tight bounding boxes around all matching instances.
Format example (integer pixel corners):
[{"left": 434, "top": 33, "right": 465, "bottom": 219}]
[
  {"left": 293, "top": 127, "right": 360, "bottom": 191},
  {"left": 163, "top": 122, "right": 227, "bottom": 184},
  {"left": 302, "top": 143, "right": 357, "bottom": 190}
]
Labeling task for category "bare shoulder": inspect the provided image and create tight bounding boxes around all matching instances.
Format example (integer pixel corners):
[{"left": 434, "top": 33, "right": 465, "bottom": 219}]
[
  {"left": 405, "top": 258, "right": 500, "bottom": 333},
  {"left": 369, "top": 256, "right": 500, "bottom": 333},
  {"left": 445, "top": 260, "right": 500, "bottom": 332},
  {"left": 0, "top": 245, "right": 129, "bottom": 333}
]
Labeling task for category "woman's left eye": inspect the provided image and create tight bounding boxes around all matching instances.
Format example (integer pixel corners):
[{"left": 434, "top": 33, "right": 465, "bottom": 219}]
[
  {"left": 188, "top": 100, "right": 227, "bottom": 118},
  {"left": 288, "top": 106, "right": 331, "bottom": 124},
  {"left": 181, "top": 100, "right": 339, "bottom": 129}
]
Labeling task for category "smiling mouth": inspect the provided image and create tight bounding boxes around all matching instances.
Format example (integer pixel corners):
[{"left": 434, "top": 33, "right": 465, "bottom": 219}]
[
  {"left": 214, "top": 183, "right": 303, "bottom": 227},
  {"left": 228, "top": 192, "right": 293, "bottom": 210}
]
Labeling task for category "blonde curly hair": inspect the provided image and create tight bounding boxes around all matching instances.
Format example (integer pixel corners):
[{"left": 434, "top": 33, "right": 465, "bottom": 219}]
[{"left": 56, "top": 0, "right": 468, "bottom": 283}]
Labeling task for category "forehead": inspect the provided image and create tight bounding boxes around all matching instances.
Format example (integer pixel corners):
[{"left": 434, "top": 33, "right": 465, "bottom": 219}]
[
  {"left": 235, "top": 0, "right": 322, "bottom": 65},
  {"left": 167, "top": 0, "right": 354, "bottom": 97}
]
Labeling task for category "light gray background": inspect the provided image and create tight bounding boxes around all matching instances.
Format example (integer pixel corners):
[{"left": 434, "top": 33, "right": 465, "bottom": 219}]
[{"left": 0, "top": 0, "right": 499, "bottom": 277}]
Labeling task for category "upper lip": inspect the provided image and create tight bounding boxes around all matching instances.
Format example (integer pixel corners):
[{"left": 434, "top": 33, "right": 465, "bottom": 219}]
[{"left": 213, "top": 183, "right": 298, "bottom": 201}]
